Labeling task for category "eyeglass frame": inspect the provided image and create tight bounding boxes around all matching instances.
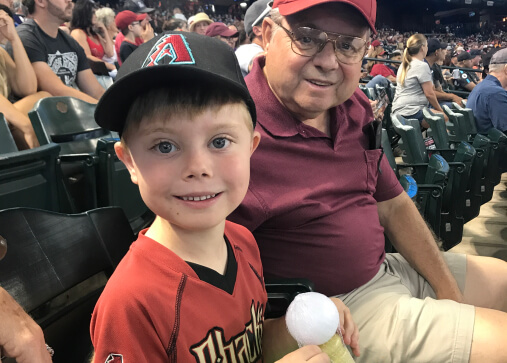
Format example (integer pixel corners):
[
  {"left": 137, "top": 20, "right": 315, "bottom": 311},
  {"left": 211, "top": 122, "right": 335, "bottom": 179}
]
[{"left": 275, "top": 22, "right": 370, "bottom": 65}]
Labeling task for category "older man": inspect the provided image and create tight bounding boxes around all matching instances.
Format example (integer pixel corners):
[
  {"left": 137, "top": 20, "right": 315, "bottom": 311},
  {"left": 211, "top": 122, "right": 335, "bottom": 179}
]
[
  {"left": 229, "top": 0, "right": 507, "bottom": 362},
  {"left": 468, "top": 48, "right": 507, "bottom": 134}
]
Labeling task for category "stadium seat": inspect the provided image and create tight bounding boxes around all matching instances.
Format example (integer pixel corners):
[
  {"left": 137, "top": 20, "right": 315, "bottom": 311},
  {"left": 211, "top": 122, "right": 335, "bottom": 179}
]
[
  {"left": 96, "top": 139, "right": 155, "bottom": 233},
  {"left": 423, "top": 109, "right": 484, "bottom": 221},
  {"left": 28, "top": 97, "right": 116, "bottom": 213},
  {"left": 382, "top": 128, "right": 444, "bottom": 242},
  {"left": 264, "top": 278, "right": 314, "bottom": 319},
  {"left": 0, "top": 207, "right": 135, "bottom": 363},
  {"left": 392, "top": 114, "right": 472, "bottom": 249},
  {"left": 0, "top": 113, "right": 18, "bottom": 153},
  {"left": 0, "top": 115, "right": 62, "bottom": 211}
]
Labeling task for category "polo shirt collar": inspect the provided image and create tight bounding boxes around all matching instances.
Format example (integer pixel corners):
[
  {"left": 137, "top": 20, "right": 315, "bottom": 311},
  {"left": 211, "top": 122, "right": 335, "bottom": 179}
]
[
  {"left": 485, "top": 74, "right": 501, "bottom": 86},
  {"left": 246, "top": 56, "right": 330, "bottom": 138}
]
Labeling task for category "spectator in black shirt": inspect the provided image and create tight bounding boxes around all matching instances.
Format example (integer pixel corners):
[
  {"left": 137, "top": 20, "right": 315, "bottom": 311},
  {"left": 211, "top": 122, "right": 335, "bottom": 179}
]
[{"left": 425, "top": 38, "right": 464, "bottom": 106}]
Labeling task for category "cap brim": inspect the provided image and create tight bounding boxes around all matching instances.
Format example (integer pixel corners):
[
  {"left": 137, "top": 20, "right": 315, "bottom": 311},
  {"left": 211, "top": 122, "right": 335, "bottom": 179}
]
[
  {"left": 138, "top": 7, "right": 155, "bottom": 13},
  {"left": 95, "top": 65, "right": 255, "bottom": 133},
  {"left": 220, "top": 29, "right": 239, "bottom": 37},
  {"left": 276, "top": 0, "right": 376, "bottom": 34}
]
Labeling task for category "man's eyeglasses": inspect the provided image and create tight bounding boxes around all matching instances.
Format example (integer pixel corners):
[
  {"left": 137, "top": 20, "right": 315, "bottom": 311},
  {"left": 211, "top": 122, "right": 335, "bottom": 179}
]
[{"left": 277, "top": 23, "right": 368, "bottom": 65}]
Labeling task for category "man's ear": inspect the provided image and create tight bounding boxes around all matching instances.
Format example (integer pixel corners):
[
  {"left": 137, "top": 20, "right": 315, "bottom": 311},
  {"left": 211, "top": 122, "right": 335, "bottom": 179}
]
[
  {"left": 114, "top": 141, "right": 138, "bottom": 185},
  {"left": 252, "top": 25, "right": 262, "bottom": 38},
  {"left": 36, "top": 0, "right": 46, "bottom": 9},
  {"left": 262, "top": 17, "right": 275, "bottom": 51}
]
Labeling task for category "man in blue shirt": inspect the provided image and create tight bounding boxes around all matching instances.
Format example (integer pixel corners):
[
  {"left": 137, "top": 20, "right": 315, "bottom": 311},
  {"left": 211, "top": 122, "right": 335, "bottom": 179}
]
[{"left": 467, "top": 48, "right": 507, "bottom": 133}]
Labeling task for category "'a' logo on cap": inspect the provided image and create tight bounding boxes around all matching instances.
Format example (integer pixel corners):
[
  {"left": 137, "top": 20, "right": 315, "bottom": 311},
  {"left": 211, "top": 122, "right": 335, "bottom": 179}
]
[{"left": 142, "top": 34, "right": 195, "bottom": 67}]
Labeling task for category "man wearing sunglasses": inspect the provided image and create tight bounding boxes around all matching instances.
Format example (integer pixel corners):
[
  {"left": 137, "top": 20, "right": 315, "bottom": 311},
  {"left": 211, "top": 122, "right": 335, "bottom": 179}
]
[{"left": 229, "top": 0, "right": 507, "bottom": 362}]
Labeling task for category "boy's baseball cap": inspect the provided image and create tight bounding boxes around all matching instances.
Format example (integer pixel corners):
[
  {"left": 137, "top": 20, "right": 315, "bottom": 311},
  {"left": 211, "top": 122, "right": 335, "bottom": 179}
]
[
  {"left": 205, "top": 22, "right": 239, "bottom": 37},
  {"left": 115, "top": 11, "right": 147, "bottom": 31},
  {"left": 371, "top": 39, "right": 381, "bottom": 47},
  {"left": 244, "top": 0, "right": 273, "bottom": 36},
  {"left": 427, "top": 38, "right": 447, "bottom": 55},
  {"left": 95, "top": 32, "right": 256, "bottom": 133},
  {"left": 272, "top": 0, "right": 377, "bottom": 34}
]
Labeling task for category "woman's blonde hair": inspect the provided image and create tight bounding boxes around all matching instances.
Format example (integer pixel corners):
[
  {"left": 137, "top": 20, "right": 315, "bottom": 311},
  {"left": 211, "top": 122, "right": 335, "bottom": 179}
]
[
  {"left": 0, "top": 55, "right": 10, "bottom": 98},
  {"left": 95, "top": 7, "right": 115, "bottom": 29},
  {"left": 399, "top": 33, "right": 427, "bottom": 86}
]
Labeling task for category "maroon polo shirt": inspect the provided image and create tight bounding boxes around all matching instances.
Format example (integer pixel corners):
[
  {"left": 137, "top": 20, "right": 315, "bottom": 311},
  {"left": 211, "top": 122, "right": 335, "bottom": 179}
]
[{"left": 229, "top": 57, "right": 403, "bottom": 296}]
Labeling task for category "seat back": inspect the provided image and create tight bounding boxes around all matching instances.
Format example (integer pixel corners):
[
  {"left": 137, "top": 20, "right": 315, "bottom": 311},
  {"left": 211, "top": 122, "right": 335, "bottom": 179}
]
[
  {"left": 392, "top": 114, "right": 429, "bottom": 163},
  {"left": 424, "top": 154, "right": 449, "bottom": 185},
  {"left": 442, "top": 105, "right": 468, "bottom": 142},
  {"left": 452, "top": 103, "right": 478, "bottom": 134},
  {"left": 0, "top": 143, "right": 62, "bottom": 211},
  {"left": 96, "top": 139, "right": 155, "bottom": 233},
  {"left": 0, "top": 113, "right": 17, "bottom": 153},
  {"left": 28, "top": 96, "right": 113, "bottom": 155},
  {"left": 423, "top": 108, "right": 450, "bottom": 149},
  {"left": 381, "top": 128, "right": 397, "bottom": 175},
  {"left": 0, "top": 207, "right": 135, "bottom": 363}
]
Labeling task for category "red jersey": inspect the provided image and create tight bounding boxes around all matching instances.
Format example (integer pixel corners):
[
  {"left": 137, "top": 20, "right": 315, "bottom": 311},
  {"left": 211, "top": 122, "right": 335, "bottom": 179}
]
[{"left": 91, "top": 221, "right": 267, "bottom": 363}]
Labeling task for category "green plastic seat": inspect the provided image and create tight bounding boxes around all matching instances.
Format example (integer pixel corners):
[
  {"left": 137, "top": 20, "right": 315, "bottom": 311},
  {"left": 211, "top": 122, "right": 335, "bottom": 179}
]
[
  {"left": 96, "top": 139, "right": 155, "bottom": 234},
  {"left": 28, "top": 97, "right": 116, "bottom": 213},
  {"left": 442, "top": 105, "right": 469, "bottom": 143},
  {"left": 0, "top": 115, "right": 62, "bottom": 211},
  {"left": 392, "top": 114, "right": 471, "bottom": 249},
  {"left": 0, "top": 113, "right": 18, "bottom": 153},
  {"left": 382, "top": 128, "right": 444, "bottom": 243},
  {"left": 423, "top": 108, "right": 484, "bottom": 221},
  {"left": 0, "top": 206, "right": 135, "bottom": 363}
]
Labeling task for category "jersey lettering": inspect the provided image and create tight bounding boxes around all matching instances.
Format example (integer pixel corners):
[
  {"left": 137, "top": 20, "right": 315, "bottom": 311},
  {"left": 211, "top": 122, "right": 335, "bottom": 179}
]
[
  {"left": 104, "top": 353, "right": 123, "bottom": 363},
  {"left": 143, "top": 34, "right": 195, "bottom": 67},
  {"left": 190, "top": 301, "right": 264, "bottom": 363}
]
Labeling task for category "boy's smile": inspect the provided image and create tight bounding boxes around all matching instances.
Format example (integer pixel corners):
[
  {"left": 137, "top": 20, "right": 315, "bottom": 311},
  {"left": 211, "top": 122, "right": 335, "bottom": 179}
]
[{"left": 115, "top": 103, "right": 261, "bottom": 236}]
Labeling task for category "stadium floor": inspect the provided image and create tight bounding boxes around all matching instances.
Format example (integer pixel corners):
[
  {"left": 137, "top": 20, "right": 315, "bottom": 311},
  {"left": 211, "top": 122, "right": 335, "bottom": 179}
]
[{"left": 449, "top": 173, "right": 507, "bottom": 262}]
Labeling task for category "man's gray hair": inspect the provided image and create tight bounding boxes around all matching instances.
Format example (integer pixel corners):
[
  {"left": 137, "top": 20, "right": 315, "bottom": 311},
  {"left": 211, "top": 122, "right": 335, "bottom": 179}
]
[{"left": 489, "top": 63, "right": 506, "bottom": 73}]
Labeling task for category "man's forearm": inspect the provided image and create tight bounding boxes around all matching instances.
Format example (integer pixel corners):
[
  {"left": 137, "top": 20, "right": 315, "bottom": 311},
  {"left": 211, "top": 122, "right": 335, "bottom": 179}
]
[
  {"left": 435, "top": 89, "right": 459, "bottom": 102},
  {"left": 48, "top": 84, "right": 98, "bottom": 104},
  {"left": 378, "top": 193, "right": 463, "bottom": 301}
]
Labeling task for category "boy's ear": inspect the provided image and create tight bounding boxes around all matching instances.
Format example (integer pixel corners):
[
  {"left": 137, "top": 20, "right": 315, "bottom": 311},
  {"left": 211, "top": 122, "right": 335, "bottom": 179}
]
[
  {"left": 114, "top": 141, "right": 138, "bottom": 185},
  {"left": 250, "top": 131, "right": 261, "bottom": 156}
]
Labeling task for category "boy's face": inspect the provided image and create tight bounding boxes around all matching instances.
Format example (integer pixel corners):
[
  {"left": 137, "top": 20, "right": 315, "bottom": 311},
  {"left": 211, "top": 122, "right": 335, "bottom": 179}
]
[{"left": 116, "top": 104, "right": 260, "bottom": 233}]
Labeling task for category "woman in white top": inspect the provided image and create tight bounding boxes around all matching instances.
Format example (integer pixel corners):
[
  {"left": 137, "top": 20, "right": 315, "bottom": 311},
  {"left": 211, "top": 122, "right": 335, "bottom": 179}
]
[{"left": 392, "top": 34, "right": 447, "bottom": 129}]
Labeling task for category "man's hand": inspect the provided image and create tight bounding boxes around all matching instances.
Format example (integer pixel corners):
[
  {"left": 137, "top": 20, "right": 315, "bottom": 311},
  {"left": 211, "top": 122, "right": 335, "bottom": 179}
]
[
  {"left": 276, "top": 345, "right": 330, "bottom": 362},
  {"left": 329, "top": 297, "right": 360, "bottom": 357},
  {"left": 451, "top": 94, "right": 463, "bottom": 104},
  {"left": 0, "top": 288, "right": 52, "bottom": 363}
]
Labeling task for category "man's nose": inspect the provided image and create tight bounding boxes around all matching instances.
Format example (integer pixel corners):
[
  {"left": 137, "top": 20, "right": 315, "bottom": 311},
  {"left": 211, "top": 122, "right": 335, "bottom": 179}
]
[{"left": 313, "top": 41, "right": 339, "bottom": 71}]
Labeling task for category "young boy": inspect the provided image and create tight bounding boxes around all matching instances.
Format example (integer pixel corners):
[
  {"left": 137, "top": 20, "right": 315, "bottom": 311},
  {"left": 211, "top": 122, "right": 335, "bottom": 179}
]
[
  {"left": 115, "top": 10, "right": 146, "bottom": 64},
  {"left": 91, "top": 32, "right": 331, "bottom": 363}
]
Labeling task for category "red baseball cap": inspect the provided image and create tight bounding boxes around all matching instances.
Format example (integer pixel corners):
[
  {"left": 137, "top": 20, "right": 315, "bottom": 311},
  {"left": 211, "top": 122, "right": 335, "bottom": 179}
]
[
  {"left": 205, "top": 22, "right": 239, "bottom": 38},
  {"left": 115, "top": 10, "right": 147, "bottom": 31},
  {"left": 371, "top": 39, "right": 381, "bottom": 47},
  {"left": 272, "top": 0, "right": 377, "bottom": 34}
]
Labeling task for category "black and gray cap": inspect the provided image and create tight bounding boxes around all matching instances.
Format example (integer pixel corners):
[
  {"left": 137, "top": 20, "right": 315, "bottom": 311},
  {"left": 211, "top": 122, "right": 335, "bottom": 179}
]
[
  {"left": 95, "top": 32, "right": 257, "bottom": 134},
  {"left": 490, "top": 48, "right": 507, "bottom": 65}
]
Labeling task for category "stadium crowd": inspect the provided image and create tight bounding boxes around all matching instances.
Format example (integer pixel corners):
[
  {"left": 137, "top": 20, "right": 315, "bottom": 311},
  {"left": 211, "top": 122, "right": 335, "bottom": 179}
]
[{"left": 0, "top": 0, "right": 507, "bottom": 361}]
